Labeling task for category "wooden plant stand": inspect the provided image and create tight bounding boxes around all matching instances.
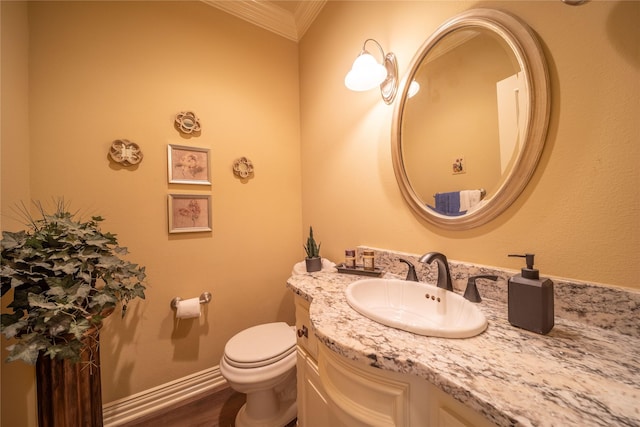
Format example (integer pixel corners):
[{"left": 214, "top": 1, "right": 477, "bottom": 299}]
[{"left": 36, "top": 333, "right": 103, "bottom": 427}]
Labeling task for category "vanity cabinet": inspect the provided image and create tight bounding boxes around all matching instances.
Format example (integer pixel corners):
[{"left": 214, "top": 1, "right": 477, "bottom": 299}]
[
  {"left": 295, "top": 296, "right": 331, "bottom": 427},
  {"left": 294, "top": 295, "right": 497, "bottom": 427}
]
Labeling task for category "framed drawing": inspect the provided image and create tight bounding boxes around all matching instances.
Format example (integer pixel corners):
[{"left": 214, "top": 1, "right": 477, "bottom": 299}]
[
  {"left": 168, "top": 144, "right": 211, "bottom": 185},
  {"left": 168, "top": 194, "right": 212, "bottom": 233}
]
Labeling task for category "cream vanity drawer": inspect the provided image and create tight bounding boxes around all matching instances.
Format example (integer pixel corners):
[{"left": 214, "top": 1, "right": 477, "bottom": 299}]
[{"left": 318, "top": 343, "right": 412, "bottom": 427}]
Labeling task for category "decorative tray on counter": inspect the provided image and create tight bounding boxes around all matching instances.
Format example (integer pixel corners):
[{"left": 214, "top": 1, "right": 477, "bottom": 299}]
[{"left": 335, "top": 263, "right": 384, "bottom": 277}]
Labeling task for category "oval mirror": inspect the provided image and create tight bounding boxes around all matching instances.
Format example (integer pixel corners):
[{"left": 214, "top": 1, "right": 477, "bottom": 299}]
[{"left": 392, "top": 9, "right": 550, "bottom": 230}]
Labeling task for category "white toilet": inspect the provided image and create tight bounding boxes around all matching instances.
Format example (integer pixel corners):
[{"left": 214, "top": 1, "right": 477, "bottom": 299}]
[{"left": 220, "top": 322, "right": 297, "bottom": 427}]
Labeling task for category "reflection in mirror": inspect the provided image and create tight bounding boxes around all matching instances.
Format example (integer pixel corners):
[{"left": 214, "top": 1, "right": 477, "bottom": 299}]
[
  {"left": 404, "top": 27, "right": 526, "bottom": 215},
  {"left": 392, "top": 9, "right": 550, "bottom": 229}
]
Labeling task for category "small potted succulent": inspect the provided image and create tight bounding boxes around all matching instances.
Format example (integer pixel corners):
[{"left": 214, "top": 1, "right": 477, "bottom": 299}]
[{"left": 303, "top": 226, "right": 322, "bottom": 273}]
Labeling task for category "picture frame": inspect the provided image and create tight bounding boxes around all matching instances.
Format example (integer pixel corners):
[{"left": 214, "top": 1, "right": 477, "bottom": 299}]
[
  {"left": 168, "top": 194, "right": 212, "bottom": 234},
  {"left": 168, "top": 144, "right": 211, "bottom": 185}
]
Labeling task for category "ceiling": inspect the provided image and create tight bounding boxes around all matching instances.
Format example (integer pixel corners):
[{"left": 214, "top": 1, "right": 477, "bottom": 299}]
[{"left": 202, "top": 0, "right": 327, "bottom": 42}]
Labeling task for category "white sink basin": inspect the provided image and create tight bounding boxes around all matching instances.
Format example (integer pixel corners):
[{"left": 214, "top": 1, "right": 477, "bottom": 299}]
[{"left": 345, "top": 278, "right": 487, "bottom": 338}]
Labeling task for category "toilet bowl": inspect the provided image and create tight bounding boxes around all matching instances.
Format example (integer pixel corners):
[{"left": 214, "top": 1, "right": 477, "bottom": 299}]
[{"left": 220, "top": 322, "right": 297, "bottom": 427}]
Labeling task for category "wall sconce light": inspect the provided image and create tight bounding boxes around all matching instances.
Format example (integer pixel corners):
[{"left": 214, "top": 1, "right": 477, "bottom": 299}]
[{"left": 344, "top": 38, "right": 398, "bottom": 104}]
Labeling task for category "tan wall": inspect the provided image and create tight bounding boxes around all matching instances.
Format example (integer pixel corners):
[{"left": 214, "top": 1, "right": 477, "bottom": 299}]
[
  {"left": 299, "top": 1, "right": 639, "bottom": 288},
  {"left": 1, "top": 1, "right": 301, "bottom": 425},
  {"left": 1, "top": 2, "right": 38, "bottom": 426}
]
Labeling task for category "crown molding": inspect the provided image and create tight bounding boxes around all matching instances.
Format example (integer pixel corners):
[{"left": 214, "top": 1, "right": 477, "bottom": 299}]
[
  {"left": 294, "top": 1, "right": 326, "bottom": 39},
  {"left": 202, "top": 1, "right": 326, "bottom": 42}
]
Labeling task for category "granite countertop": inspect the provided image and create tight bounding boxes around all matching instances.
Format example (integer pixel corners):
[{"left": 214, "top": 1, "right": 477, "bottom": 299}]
[{"left": 287, "top": 271, "right": 640, "bottom": 427}]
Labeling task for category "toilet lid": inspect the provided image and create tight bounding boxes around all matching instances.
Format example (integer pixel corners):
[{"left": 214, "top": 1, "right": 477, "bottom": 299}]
[{"left": 224, "top": 322, "right": 296, "bottom": 368}]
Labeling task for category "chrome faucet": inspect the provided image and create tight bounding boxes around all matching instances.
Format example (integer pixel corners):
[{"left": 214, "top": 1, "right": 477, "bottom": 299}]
[{"left": 418, "top": 252, "right": 453, "bottom": 291}]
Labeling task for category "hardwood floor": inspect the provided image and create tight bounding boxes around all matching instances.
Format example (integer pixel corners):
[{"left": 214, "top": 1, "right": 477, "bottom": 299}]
[{"left": 121, "top": 385, "right": 297, "bottom": 427}]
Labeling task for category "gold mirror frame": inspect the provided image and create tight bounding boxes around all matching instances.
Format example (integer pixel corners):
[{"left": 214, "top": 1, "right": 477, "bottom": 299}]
[{"left": 391, "top": 9, "right": 550, "bottom": 230}]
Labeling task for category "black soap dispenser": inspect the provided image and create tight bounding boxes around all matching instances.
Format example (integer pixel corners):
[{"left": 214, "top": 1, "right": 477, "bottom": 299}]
[{"left": 507, "top": 254, "right": 554, "bottom": 334}]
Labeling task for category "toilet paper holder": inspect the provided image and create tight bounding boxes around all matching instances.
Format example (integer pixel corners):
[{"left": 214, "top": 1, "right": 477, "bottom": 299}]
[{"left": 171, "top": 292, "right": 212, "bottom": 309}]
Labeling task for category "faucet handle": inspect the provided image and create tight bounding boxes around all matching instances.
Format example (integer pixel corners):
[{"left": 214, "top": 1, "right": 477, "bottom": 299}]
[
  {"left": 398, "top": 258, "right": 418, "bottom": 282},
  {"left": 464, "top": 275, "right": 498, "bottom": 302}
]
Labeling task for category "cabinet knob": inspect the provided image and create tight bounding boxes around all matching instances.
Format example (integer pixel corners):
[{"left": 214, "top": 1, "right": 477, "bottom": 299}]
[{"left": 297, "top": 325, "right": 308, "bottom": 338}]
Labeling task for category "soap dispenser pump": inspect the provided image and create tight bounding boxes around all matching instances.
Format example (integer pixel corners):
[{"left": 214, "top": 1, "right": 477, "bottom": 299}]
[{"left": 507, "top": 254, "right": 554, "bottom": 334}]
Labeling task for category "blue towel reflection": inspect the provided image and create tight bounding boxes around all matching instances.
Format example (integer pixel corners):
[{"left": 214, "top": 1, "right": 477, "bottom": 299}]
[{"left": 428, "top": 192, "right": 467, "bottom": 216}]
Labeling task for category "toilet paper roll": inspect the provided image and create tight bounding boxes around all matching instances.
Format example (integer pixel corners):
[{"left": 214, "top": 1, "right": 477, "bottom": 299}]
[{"left": 176, "top": 297, "right": 201, "bottom": 319}]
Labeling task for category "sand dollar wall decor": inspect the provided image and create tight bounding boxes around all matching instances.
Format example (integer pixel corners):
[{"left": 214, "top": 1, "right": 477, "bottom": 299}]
[
  {"left": 174, "top": 111, "right": 201, "bottom": 135},
  {"left": 109, "top": 139, "right": 143, "bottom": 166},
  {"left": 232, "top": 157, "right": 254, "bottom": 179}
]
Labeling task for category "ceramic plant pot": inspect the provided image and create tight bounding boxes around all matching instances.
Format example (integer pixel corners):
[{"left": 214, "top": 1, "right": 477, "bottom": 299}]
[{"left": 305, "top": 257, "right": 322, "bottom": 272}]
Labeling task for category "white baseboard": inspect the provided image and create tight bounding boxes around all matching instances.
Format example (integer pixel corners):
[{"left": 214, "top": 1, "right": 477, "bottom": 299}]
[{"left": 102, "top": 365, "right": 228, "bottom": 426}]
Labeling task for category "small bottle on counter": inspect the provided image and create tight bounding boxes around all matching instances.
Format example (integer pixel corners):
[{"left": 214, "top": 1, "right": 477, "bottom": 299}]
[
  {"left": 362, "top": 250, "right": 375, "bottom": 271},
  {"left": 345, "top": 249, "right": 356, "bottom": 268}
]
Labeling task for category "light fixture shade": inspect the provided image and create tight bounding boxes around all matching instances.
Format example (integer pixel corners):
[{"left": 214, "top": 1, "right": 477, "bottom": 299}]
[{"left": 344, "top": 52, "right": 388, "bottom": 91}]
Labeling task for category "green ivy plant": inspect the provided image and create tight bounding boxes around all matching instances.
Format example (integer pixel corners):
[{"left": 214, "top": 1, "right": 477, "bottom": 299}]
[{"left": 0, "top": 201, "right": 146, "bottom": 365}]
